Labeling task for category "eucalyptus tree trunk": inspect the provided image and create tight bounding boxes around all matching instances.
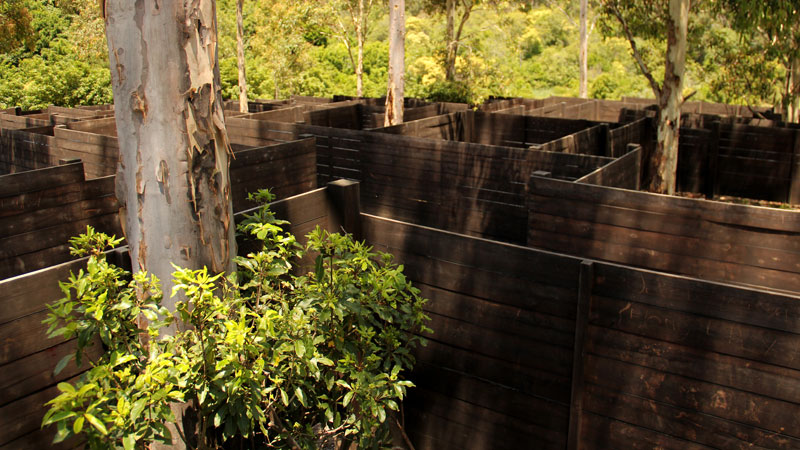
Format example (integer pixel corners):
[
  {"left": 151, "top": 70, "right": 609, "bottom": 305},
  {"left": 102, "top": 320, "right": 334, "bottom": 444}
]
[
  {"left": 445, "top": 0, "right": 456, "bottom": 81},
  {"left": 103, "top": 0, "right": 236, "bottom": 312},
  {"left": 784, "top": 56, "right": 800, "bottom": 123},
  {"left": 236, "top": 0, "right": 248, "bottom": 113},
  {"left": 651, "top": 0, "right": 689, "bottom": 194},
  {"left": 384, "top": 0, "right": 405, "bottom": 126},
  {"left": 579, "top": 0, "right": 588, "bottom": 98},
  {"left": 355, "top": 0, "right": 366, "bottom": 97}
]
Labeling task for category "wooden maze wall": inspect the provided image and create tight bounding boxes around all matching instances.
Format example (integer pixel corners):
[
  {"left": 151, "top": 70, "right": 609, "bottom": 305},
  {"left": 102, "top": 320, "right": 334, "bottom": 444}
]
[
  {"left": 528, "top": 175, "right": 800, "bottom": 293},
  {"left": 291, "top": 121, "right": 615, "bottom": 244},
  {"left": 362, "top": 213, "right": 800, "bottom": 450},
  {"left": 0, "top": 139, "right": 317, "bottom": 281},
  {"left": 0, "top": 186, "right": 350, "bottom": 449}
]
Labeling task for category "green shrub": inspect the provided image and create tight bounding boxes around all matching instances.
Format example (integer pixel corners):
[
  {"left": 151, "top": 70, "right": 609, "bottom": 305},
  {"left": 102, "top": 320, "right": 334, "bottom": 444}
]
[{"left": 43, "top": 192, "right": 430, "bottom": 449}]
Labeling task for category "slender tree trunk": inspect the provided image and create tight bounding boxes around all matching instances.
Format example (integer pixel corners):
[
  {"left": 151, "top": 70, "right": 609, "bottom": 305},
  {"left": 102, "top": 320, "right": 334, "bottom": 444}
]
[
  {"left": 785, "top": 56, "right": 800, "bottom": 123},
  {"left": 445, "top": 0, "right": 456, "bottom": 81},
  {"left": 651, "top": 0, "right": 689, "bottom": 194},
  {"left": 356, "top": 0, "right": 365, "bottom": 97},
  {"left": 236, "top": 0, "right": 248, "bottom": 113},
  {"left": 274, "top": 69, "right": 280, "bottom": 99},
  {"left": 385, "top": 0, "right": 405, "bottom": 126},
  {"left": 579, "top": 0, "right": 588, "bottom": 98}
]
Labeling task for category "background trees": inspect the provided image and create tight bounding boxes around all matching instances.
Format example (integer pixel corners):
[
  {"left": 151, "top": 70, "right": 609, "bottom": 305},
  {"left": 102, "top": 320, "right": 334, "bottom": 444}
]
[{"left": 0, "top": 0, "right": 791, "bottom": 110}]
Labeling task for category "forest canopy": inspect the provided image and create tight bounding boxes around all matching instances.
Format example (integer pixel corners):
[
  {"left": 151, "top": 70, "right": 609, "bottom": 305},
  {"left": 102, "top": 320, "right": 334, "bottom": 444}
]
[{"left": 0, "top": 0, "right": 786, "bottom": 109}]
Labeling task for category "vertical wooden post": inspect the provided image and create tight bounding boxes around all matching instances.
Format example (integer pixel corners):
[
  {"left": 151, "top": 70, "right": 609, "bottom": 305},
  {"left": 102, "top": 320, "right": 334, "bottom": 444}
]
[
  {"left": 567, "top": 260, "right": 594, "bottom": 450},
  {"left": 704, "top": 120, "right": 721, "bottom": 199},
  {"left": 789, "top": 128, "right": 800, "bottom": 205},
  {"left": 327, "top": 179, "right": 362, "bottom": 240},
  {"left": 600, "top": 123, "right": 611, "bottom": 157}
]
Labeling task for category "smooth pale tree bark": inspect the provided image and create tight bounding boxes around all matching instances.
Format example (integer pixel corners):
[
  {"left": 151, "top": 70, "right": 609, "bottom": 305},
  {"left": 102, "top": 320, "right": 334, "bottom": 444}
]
[
  {"left": 579, "top": 0, "right": 588, "bottom": 98},
  {"left": 651, "top": 0, "right": 689, "bottom": 195},
  {"left": 786, "top": 57, "right": 800, "bottom": 123},
  {"left": 355, "top": 0, "right": 366, "bottom": 97},
  {"left": 445, "top": 0, "right": 456, "bottom": 81},
  {"left": 103, "top": 0, "right": 236, "bottom": 311},
  {"left": 606, "top": 0, "right": 690, "bottom": 194},
  {"left": 236, "top": 0, "right": 248, "bottom": 112},
  {"left": 384, "top": 0, "right": 405, "bottom": 126},
  {"left": 444, "top": 0, "right": 474, "bottom": 81}
]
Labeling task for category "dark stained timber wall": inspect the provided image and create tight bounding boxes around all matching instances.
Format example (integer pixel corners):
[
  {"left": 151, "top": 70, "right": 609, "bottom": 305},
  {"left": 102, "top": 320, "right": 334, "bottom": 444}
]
[
  {"left": 362, "top": 214, "right": 580, "bottom": 449},
  {"left": 293, "top": 122, "right": 613, "bottom": 243},
  {"left": 528, "top": 175, "right": 800, "bottom": 293},
  {"left": 362, "top": 213, "right": 800, "bottom": 450},
  {"left": 0, "top": 140, "right": 319, "bottom": 280},
  {"left": 0, "top": 187, "right": 349, "bottom": 449},
  {"left": 0, "top": 162, "right": 121, "bottom": 280},
  {"left": 577, "top": 263, "right": 800, "bottom": 449}
]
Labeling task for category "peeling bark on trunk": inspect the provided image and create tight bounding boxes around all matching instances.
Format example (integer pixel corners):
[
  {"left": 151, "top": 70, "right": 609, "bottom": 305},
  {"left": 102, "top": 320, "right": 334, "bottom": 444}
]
[
  {"left": 104, "top": 0, "right": 236, "bottom": 311},
  {"left": 384, "top": 0, "right": 404, "bottom": 126},
  {"left": 650, "top": 0, "right": 689, "bottom": 195},
  {"left": 579, "top": 0, "right": 588, "bottom": 99},
  {"left": 236, "top": 0, "right": 248, "bottom": 113}
]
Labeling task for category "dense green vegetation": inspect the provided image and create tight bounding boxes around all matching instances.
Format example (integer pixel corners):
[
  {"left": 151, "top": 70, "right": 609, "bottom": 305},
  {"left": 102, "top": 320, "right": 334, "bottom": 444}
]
[{"left": 0, "top": 0, "right": 785, "bottom": 109}]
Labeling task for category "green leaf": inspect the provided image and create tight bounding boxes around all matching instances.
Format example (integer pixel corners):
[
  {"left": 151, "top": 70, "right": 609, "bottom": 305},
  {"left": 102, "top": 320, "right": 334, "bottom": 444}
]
[
  {"left": 280, "top": 388, "right": 289, "bottom": 406},
  {"left": 73, "top": 415, "right": 84, "bottom": 434},
  {"left": 42, "top": 410, "right": 76, "bottom": 426},
  {"left": 294, "top": 340, "right": 305, "bottom": 358},
  {"left": 315, "top": 254, "right": 324, "bottom": 282},
  {"left": 54, "top": 354, "right": 73, "bottom": 376},
  {"left": 342, "top": 390, "right": 354, "bottom": 407},
  {"left": 130, "top": 398, "right": 146, "bottom": 421},
  {"left": 83, "top": 413, "right": 107, "bottom": 435},
  {"left": 295, "top": 387, "right": 306, "bottom": 407},
  {"left": 56, "top": 382, "right": 76, "bottom": 394},
  {"left": 377, "top": 407, "right": 386, "bottom": 423},
  {"left": 123, "top": 434, "right": 136, "bottom": 450}
]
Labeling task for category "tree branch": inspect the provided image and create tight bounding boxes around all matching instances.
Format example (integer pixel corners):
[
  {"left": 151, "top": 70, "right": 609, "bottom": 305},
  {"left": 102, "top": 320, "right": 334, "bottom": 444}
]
[
  {"left": 542, "top": 0, "right": 577, "bottom": 28},
  {"left": 608, "top": 3, "right": 662, "bottom": 99}
]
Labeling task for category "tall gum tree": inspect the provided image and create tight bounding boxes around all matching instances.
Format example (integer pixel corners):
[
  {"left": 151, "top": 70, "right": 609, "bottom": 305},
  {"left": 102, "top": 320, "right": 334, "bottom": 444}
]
[
  {"left": 541, "top": 0, "right": 600, "bottom": 98},
  {"left": 719, "top": 0, "right": 800, "bottom": 122},
  {"left": 602, "top": 0, "right": 690, "bottom": 194},
  {"left": 103, "top": 0, "right": 236, "bottom": 317},
  {"left": 385, "top": 0, "right": 405, "bottom": 126},
  {"left": 236, "top": 0, "right": 248, "bottom": 112},
  {"left": 330, "top": 0, "right": 375, "bottom": 97}
]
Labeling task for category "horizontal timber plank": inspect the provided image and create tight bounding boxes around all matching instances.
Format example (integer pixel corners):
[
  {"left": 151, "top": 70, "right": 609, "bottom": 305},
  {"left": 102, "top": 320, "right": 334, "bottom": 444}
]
[
  {"left": 0, "top": 338, "right": 101, "bottom": 406},
  {"left": 592, "top": 263, "right": 800, "bottom": 334},
  {"left": 589, "top": 294, "right": 800, "bottom": 371},
  {"left": 424, "top": 311, "right": 573, "bottom": 375},
  {"left": 362, "top": 213, "right": 581, "bottom": 289},
  {"left": 0, "top": 163, "right": 84, "bottom": 198},
  {"left": 583, "top": 382, "right": 790, "bottom": 449},
  {"left": 579, "top": 409, "right": 716, "bottom": 450},
  {"left": 586, "top": 325, "right": 800, "bottom": 405},
  {"left": 530, "top": 175, "right": 800, "bottom": 232},
  {"left": 0, "top": 195, "right": 118, "bottom": 237},
  {"left": 414, "top": 339, "right": 571, "bottom": 403},
  {"left": 528, "top": 193, "right": 800, "bottom": 253},
  {"left": 0, "top": 377, "right": 80, "bottom": 447},
  {"left": 405, "top": 387, "right": 566, "bottom": 450},
  {"left": 528, "top": 211, "right": 800, "bottom": 274},
  {"left": 585, "top": 354, "right": 800, "bottom": 439},
  {"left": 417, "top": 282, "right": 575, "bottom": 340}
]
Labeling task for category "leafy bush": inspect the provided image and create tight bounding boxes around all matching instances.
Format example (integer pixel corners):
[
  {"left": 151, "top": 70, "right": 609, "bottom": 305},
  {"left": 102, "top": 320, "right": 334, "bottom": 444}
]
[{"left": 43, "top": 192, "right": 430, "bottom": 449}]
